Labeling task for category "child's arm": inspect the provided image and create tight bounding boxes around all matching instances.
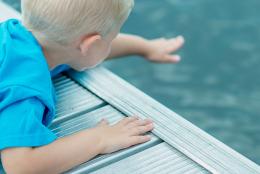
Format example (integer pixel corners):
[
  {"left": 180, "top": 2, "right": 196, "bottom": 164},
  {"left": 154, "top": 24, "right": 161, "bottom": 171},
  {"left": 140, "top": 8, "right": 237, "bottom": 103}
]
[
  {"left": 107, "top": 33, "right": 185, "bottom": 63},
  {"left": 1, "top": 117, "right": 153, "bottom": 174}
]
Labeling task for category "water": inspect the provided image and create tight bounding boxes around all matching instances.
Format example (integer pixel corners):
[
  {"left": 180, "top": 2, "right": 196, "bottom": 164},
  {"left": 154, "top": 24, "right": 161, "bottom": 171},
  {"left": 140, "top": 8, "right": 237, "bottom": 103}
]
[{"left": 3, "top": 0, "right": 260, "bottom": 165}]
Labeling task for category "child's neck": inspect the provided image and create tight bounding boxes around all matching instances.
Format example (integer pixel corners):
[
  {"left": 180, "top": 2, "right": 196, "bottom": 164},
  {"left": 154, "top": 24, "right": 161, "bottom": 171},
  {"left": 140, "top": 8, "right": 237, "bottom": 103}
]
[{"left": 32, "top": 31, "right": 71, "bottom": 71}]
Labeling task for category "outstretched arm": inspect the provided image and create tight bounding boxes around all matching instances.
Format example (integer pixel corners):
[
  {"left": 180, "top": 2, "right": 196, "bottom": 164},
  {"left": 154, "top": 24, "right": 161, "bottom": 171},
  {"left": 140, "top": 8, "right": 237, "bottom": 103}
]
[
  {"left": 1, "top": 117, "right": 153, "bottom": 174},
  {"left": 107, "top": 33, "right": 185, "bottom": 63}
]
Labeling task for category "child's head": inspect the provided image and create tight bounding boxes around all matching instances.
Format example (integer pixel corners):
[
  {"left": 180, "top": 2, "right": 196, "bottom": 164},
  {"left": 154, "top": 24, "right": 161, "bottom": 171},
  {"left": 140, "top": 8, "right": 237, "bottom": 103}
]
[{"left": 21, "top": 0, "right": 134, "bottom": 70}]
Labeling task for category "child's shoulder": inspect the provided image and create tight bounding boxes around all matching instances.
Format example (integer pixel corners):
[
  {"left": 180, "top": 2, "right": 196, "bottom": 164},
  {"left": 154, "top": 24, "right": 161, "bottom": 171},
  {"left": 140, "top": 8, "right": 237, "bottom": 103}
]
[
  {"left": 0, "top": 19, "right": 53, "bottom": 91},
  {"left": 0, "top": 19, "right": 56, "bottom": 124},
  {"left": 0, "top": 19, "right": 38, "bottom": 63}
]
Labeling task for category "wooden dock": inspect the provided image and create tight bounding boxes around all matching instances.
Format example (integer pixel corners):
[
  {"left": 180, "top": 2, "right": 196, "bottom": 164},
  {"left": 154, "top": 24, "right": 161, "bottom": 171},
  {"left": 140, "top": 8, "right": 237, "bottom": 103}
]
[{"left": 1, "top": 2, "right": 260, "bottom": 173}]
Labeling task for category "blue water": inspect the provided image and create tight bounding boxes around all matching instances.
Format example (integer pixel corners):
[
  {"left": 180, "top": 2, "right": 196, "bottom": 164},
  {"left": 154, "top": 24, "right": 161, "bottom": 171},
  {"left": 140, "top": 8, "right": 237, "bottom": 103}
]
[
  {"left": 3, "top": 0, "right": 260, "bottom": 165},
  {"left": 104, "top": 0, "right": 260, "bottom": 164}
]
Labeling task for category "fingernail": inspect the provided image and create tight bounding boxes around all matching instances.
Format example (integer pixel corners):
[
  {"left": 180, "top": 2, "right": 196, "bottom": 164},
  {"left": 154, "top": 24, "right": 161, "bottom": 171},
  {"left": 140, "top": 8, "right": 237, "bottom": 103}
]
[
  {"left": 177, "top": 35, "right": 185, "bottom": 43},
  {"left": 147, "top": 120, "right": 153, "bottom": 123},
  {"left": 174, "top": 55, "right": 181, "bottom": 62}
]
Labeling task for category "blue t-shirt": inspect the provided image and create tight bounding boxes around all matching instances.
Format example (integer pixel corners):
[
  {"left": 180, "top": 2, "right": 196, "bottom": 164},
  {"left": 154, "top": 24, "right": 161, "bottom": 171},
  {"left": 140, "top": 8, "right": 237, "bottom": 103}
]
[{"left": 0, "top": 19, "right": 71, "bottom": 152}]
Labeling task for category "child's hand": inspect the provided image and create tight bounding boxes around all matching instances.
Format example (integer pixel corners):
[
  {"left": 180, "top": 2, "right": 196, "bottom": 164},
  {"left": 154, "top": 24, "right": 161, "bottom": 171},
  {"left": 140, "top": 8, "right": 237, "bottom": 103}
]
[
  {"left": 95, "top": 116, "right": 154, "bottom": 154},
  {"left": 144, "top": 35, "right": 185, "bottom": 63}
]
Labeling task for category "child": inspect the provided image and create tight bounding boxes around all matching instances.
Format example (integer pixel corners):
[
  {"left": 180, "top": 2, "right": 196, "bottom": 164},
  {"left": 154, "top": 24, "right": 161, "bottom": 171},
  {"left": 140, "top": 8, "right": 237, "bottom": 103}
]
[{"left": 0, "top": 0, "right": 185, "bottom": 173}]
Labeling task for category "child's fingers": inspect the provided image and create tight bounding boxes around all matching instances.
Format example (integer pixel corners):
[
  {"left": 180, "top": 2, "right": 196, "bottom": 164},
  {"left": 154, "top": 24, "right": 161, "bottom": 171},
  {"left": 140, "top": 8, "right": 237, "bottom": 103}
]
[
  {"left": 129, "top": 135, "right": 151, "bottom": 146},
  {"left": 97, "top": 118, "right": 109, "bottom": 127},
  {"left": 119, "top": 116, "right": 139, "bottom": 125},
  {"left": 166, "top": 36, "right": 185, "bottom": 53},
  {"left": 126, "top": 119, "right": 153, "bottom": 129},
  {"left": 161, "top": 54, "right": 181, "bottom": 63},
  {"left": 129, "top": 123, "right": 154, "bottom": 136}
]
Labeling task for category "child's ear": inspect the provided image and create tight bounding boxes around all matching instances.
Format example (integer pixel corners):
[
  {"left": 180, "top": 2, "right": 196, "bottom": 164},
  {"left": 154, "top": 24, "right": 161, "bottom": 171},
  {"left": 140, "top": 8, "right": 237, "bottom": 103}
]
[{"left": 79, "top": 34, "right": 101, "bottom": 56}]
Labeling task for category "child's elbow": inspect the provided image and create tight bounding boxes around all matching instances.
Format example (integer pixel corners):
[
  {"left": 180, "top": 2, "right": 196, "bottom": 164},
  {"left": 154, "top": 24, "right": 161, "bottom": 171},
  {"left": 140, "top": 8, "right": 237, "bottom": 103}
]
[{"left": 1, "top": 147, "right": 38, "bottom": 174}]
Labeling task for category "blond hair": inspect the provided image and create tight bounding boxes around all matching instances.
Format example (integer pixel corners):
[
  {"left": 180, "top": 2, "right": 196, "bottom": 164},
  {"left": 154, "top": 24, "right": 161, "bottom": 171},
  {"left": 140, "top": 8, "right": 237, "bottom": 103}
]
[{"left": 21, "top": 0, "right": 134, "bottom": 44}]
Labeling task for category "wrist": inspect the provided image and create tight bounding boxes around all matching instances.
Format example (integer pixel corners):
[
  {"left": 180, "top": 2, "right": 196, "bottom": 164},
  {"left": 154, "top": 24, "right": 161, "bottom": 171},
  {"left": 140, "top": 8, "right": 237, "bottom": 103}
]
[
  {"left": 91, "top": 127, "right": 106, "bottom": 154},
  {"left": 136, "top": 37, "right": 151, "bottom": 58}
]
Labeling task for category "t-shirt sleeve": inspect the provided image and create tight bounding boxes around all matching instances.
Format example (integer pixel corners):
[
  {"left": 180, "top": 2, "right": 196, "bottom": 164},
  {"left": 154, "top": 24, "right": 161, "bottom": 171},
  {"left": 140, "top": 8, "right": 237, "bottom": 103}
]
[{"left": 0, "top": 97, "right": 57, "bottom": 150}]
